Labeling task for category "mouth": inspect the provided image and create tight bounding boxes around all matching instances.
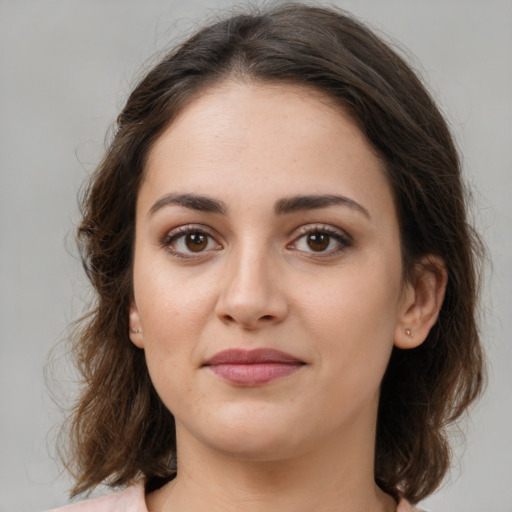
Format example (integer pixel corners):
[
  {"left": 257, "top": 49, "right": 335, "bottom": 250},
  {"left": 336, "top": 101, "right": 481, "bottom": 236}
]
[{"left": 202, "top": 348, "right": 306, "bottom": 386}]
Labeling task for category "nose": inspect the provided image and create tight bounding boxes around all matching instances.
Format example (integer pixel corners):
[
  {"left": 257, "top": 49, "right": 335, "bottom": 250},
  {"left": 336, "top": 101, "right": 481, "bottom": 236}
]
[{"left": 215, "top": 245, "right": 289, "bottom": 330}]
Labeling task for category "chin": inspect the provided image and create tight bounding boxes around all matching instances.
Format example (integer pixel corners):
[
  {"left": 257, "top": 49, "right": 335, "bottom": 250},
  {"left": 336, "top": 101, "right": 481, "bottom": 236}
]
[
  {"left": 208, "top": 431, "right": 304, "bottom": 462},
  {"left": 193, "top": 406, "right": 310, "bottom": 461}
]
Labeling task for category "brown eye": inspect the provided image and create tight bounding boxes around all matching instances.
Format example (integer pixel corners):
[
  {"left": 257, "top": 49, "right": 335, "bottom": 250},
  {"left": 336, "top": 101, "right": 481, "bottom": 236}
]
[
  {"left": 306, "top": 232, "right": 330, "bottom": 252},
  {"left": 163, "top": 227, "right": 221, "bottom": 258},
  {"left": 291, "top": 225, "right": 351, "bottom": 257},
  {"left": 185, "top": 232, "right": 208, "bottom": 252}
]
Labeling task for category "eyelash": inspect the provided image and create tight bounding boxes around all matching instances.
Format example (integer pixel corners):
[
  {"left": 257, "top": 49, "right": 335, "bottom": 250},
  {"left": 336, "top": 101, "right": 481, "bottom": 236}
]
[
  {"left": 160, "top": 224, "right": 221, "bottom": 260},
  {"left": 288, "top": 224, "right": 352, "bottom": 258},
  {"left": 160, "top": 223, "right": 352, "bottom": 260}
]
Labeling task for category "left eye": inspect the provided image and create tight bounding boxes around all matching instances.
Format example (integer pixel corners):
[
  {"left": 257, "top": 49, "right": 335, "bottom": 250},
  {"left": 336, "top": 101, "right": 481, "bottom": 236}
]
[
  {"left": 163, "top": 228, "right": 221, "bottom": 256},
  {"left": 292, "top": 228, "right": 351, "bottom": 254},
  {"left": 178, "top": 232, "right": 212, "bottom": 252}
]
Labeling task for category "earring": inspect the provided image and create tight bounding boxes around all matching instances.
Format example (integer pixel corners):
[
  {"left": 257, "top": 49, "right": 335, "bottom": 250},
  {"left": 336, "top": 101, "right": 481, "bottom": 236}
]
[
  {"left": 130, "top": 328, "right": 141, "bottom": 334},
  {"left": 404, "top": 328, "right": 413, "bottom": 338}
]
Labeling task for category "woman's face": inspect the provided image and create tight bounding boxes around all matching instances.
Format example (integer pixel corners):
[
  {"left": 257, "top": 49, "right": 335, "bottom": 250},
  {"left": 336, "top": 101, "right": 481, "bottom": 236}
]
[{"left": 130, "top": 81, "right": 418, "bottom": 461}]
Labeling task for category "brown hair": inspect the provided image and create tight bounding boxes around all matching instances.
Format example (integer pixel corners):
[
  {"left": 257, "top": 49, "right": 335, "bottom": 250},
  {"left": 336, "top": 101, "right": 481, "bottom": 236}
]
[{"left": 63, "top": 3, "right": 485, "bottom": 504}]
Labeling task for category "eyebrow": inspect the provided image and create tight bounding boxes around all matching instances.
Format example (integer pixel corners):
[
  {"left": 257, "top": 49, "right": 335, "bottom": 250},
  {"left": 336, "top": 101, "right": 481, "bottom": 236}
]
[
  {"left": 149, "top": 193, "right": 228, "bottom": 216},
  {"left": 148, "top": 192, "right": 370, "bottom": 219},
  {"left": 274, "top": 194, "right": 370, "bottom": 219}
]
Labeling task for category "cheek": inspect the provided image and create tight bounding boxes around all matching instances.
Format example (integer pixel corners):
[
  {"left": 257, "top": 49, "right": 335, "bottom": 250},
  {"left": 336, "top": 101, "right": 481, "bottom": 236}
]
[
  {"left": 294, "top": 258, "right": 403, "bottom": 386},
  {"left": 299, "top": 259, "right": 402, "bottom": 333},
  {"left": 135, "top": 250, "right": 215, "bottom": 329},
  {"left": 132, "top": 259, "right": 218, "bottom": 387}
]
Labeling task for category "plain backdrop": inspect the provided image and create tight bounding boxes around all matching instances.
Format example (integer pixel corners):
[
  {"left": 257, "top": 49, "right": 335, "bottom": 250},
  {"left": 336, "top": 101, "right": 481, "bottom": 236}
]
[{"left": 0, "top": 1, "right": 511, "bottom": 511}]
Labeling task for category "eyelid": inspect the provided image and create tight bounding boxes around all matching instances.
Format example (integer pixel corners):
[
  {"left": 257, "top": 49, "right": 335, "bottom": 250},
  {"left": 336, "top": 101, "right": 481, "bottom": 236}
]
[
  {"left": 158, "top": 222, "right": 352, "bottom": 260},
  {"left": 292, "top": 223, "right": 350, "bottom": 239},
  {"left": 287, "top": 223, "right": 353, "bottom": 256},
  {"left": 160, "top": 224, "right": 223, "bottom": 259}
]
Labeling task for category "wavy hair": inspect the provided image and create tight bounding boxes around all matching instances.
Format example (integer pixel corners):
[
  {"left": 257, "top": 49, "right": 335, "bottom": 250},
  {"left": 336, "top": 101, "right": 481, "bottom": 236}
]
[{"left": 62, "top": 3, "right": 485, "bottom": 503}]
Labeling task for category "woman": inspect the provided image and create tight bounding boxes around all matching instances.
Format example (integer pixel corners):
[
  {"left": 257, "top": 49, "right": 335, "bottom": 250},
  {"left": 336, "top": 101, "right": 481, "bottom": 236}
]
[{"left": 51, "top": 3, "right": 484, "bottom": 511}]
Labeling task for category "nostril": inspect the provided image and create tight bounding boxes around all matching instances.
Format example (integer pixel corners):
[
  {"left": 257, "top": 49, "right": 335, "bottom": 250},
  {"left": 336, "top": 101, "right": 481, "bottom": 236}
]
[{"left": 261, "top": 315, "right": 273, "bottom": 321}]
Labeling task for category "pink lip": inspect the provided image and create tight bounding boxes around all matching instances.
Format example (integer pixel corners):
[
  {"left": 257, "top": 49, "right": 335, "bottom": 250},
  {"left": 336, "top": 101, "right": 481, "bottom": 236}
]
[{"left": 203, "top": 348, "right": 305, "bottom": 386}]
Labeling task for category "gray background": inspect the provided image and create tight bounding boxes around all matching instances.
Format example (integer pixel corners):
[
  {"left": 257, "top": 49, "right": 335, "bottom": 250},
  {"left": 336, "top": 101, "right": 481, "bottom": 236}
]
[{"left": 1, "top": 1, "right": 510, "bottom": 511}]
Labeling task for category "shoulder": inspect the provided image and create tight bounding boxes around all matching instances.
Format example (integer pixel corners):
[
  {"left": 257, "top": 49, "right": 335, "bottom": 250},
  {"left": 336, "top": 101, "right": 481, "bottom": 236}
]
[
  {"left": 45, "top": 481, "right": 147, "bottom": 512},
  {"left": 397, "top": 497, "right": 430, "bottom": 512}
]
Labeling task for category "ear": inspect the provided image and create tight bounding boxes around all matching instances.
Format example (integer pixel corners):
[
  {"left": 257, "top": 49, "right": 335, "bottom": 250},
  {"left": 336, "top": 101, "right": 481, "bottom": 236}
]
[
  {"left": 129, "top": 301, "right": 144, "bottom": 349},
  {"left": 394, "top": 256, "right": 447, "bottom": 349}
]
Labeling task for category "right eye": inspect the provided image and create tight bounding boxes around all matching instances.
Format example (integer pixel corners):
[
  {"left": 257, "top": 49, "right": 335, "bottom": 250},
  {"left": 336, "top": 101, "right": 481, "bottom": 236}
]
[{"left": 161, "top": 226, "right": 222, "bottom": 259}]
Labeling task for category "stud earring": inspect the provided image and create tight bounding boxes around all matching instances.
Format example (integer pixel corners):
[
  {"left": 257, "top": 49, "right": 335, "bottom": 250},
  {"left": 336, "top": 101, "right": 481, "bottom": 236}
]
[
  {"left": 404, "top": 328, "right": 413, "bottom": 338},
  {"left": 130, "top": 328, "right": 141, "bottom": 334}
]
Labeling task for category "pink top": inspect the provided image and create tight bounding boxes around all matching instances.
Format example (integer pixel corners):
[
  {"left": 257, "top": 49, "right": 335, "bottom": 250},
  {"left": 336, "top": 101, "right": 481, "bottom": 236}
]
[{"left": 46, "top": 481, "right": 427, "bottom": 512}]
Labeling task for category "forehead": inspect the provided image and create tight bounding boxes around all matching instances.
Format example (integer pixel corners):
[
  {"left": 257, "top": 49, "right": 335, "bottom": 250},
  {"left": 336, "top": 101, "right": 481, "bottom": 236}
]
[{"left": 141, "top": 80, "right": 393, "bottom": 220}]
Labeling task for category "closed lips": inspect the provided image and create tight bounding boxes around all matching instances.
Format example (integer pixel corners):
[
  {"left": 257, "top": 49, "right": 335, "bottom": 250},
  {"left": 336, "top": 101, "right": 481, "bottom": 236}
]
[
  {"left": 203, "top": 348, "right": 305, "bottom": 365},
  {"left": 203, "top": 348, "right": 305, "bottom": 386}
]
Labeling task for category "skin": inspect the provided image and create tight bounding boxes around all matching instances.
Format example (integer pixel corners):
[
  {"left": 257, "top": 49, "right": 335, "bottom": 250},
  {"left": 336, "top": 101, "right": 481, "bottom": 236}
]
[{"left": 129, "top": 81, "right": 446, "bottom": 512}]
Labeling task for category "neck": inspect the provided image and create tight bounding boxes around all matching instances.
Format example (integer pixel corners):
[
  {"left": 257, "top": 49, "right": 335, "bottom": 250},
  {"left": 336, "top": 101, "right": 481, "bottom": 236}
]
[{"left": 146, "top": 407, "right": 396, "bottom": 512}]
